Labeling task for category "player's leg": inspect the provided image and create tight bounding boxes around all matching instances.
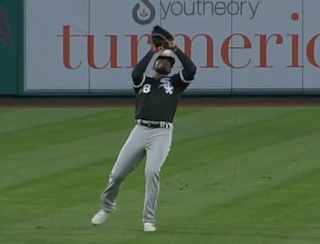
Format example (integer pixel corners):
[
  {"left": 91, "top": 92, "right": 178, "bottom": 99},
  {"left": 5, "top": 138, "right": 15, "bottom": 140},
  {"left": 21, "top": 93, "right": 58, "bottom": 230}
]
[
  {"left": 92, "top": 125, "right": 147, "bottom": 225},
  {"left": 142, "top": 126, "right": 173, "bottom": 231}
]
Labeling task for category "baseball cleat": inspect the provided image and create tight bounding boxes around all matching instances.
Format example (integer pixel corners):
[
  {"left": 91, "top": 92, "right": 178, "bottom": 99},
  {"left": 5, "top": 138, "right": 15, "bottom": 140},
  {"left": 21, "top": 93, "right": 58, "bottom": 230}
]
[
  {"left": 91, "top": 209, "right": 109, "bottom": 226},
  {"left": 143, "top": 223, "right": 156, "bottom": 232}
]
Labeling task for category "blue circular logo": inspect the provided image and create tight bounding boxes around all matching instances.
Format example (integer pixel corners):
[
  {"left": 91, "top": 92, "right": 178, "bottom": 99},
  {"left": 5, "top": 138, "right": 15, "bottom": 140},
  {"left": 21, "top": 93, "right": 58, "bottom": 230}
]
[{"left": 132, "top": 0, "right": 156, "bottom": 25}]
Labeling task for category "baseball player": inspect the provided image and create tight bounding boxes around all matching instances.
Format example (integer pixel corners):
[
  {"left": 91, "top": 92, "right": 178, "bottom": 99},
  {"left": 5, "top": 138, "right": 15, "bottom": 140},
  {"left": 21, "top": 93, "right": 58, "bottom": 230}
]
[{"left": 91, "top": 28, "right": 197, "bottom": 232}]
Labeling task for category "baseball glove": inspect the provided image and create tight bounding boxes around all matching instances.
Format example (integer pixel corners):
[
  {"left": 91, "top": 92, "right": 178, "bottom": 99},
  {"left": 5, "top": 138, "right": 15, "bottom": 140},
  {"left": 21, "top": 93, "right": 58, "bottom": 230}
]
[{"left": 151, "top": 25, "right": 175, "bottom": 49}]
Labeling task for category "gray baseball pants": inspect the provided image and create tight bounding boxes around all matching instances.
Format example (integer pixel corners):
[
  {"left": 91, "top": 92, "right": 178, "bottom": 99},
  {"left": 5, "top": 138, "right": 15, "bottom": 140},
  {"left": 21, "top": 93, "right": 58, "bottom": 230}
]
[{"left": 100, "top": 120, "right": 173, "bottom": 224}]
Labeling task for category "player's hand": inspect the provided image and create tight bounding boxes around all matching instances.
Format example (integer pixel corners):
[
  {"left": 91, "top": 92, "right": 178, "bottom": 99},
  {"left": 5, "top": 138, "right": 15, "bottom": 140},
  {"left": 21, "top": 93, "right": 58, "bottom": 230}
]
[
  {"left": 151, "top": 43, "right": 163, "bottom": 53},
  {"left": 168, "top": 40, "right": 176, "bottom": 49},
  {"left": 152, "top": 25, "right": 175, "bottom": 50}
]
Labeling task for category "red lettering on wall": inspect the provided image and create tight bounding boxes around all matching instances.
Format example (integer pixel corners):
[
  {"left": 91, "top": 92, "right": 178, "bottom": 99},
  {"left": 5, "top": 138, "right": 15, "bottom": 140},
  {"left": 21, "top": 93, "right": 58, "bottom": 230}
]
[
  {"left": 57, "top": 25, "right": 82, "bottom": 69},
  {"left": 125, "top": 34, "right": 151, "bottom": 68},
  {"left": 85, "top": 34, "right": 121, "bottom": 69},
  {"left": 306, "top": 34, "right": 320, "bottom": 68},
  {"left": 221, "top": 34, "right": 252, "bottom": 69},
  {"left": 286, "top": 34, "right": 303, "bottom": 68},
  {"left": 57, "top": 25, "right": 320, "bottom": 70},
  {"left": 255, "top": 34, "right": 283, "bottom": 68},
  {"left": 175, "top": 33, "right": 216, "bottom": 68}
]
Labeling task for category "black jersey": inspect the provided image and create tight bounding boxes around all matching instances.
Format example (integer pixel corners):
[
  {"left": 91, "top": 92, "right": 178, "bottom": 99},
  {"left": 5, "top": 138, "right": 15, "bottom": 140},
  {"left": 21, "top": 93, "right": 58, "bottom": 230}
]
[{"left": 132, "top": 71, "right": 192, "bottom": 123}]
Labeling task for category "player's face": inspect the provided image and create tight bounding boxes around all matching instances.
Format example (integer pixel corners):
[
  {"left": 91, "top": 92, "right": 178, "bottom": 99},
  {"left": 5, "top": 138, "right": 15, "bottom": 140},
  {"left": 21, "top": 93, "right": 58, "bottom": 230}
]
[{"left": 154, "top": 58, "right": 172, "bottom": 75}]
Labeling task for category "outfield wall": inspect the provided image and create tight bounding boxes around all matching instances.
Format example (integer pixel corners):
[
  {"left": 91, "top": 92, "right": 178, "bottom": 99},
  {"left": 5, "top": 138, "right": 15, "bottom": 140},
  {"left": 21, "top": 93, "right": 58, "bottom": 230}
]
[
  {"left": 0, "top": 0, "right": 23, "bottom": 95},
  {"left": 1, "top": 0, "right": 320, "bottom": 96}
]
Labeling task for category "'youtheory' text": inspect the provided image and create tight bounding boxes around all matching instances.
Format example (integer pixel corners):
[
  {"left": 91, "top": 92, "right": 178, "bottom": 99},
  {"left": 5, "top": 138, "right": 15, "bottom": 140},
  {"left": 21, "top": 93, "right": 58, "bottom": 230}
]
[{"left": 160, "top": 0, "right": 261, "bottom": 20}]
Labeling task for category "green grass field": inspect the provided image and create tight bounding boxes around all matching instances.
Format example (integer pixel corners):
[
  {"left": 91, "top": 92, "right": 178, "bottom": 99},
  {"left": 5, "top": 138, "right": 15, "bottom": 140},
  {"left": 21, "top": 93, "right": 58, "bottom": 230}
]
[{"left": 0, "top": 107, "right": 320, "bottom": 244}]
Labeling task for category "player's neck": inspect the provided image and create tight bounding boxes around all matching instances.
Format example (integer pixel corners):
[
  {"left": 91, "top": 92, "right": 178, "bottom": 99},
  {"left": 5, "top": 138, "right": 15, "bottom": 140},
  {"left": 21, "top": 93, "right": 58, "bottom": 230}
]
[{"left": 154, "top": 73, "right": 169, "bottom": 79}]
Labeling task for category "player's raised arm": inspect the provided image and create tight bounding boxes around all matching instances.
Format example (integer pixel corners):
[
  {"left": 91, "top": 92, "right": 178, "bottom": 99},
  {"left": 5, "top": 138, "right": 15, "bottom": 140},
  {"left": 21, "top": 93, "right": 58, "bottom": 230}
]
[
  {"left": 151, "top": 25, "right": 197, "bottom": 82},
  {"left": 171, "top": 46, "right": 197, "bottom": 82},
  {"left": 131, "top": 45, "right": 157, "bottom": 88}
]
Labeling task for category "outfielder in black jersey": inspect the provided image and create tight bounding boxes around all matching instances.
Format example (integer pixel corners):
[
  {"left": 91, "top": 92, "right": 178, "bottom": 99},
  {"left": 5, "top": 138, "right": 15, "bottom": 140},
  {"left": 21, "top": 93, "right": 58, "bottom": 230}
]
[
  {"left": 91, "top": 41, "right": 197, "bottom": 232},
  {"left": 132, "top": 47, "right": 196, "bottom": 123}
]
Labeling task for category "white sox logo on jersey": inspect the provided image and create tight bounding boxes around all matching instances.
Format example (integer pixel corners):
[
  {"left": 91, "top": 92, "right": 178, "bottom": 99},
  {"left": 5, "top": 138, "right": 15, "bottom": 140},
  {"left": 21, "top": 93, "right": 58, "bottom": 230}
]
[{"left": 159, "top": 78, "right": 174, "bottom": 95}]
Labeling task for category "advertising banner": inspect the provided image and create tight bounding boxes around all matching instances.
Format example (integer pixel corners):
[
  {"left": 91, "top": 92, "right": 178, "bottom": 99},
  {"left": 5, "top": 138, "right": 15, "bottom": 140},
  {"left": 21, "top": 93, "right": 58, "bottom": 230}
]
[
  {"left": 24, "top": 0, "right": 320, "bottom": 94},
  {"left": 25, "top": 0, "right": 90, "bottom": 90}
]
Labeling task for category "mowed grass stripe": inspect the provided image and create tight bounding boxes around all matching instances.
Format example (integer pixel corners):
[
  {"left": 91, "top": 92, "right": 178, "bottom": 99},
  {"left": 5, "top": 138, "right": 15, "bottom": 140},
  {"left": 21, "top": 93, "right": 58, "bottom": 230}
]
[
  {"left": 0, "top": 107, "right": 320, "bottom": 244},
  {"left": 166, "top": 108, "right": 320, "bottom": 176},
  {"left": 90, "top": 133, "right": 320, "bottom": 244},
  {"left": 173, "top": 107, "right": 320, "bottom": 145},
  {"left": 7, "top": 135, "right": 317, "bottom": 244},
  {"left": 172, "top": 107, "right": 297, "bottom": 141},
  {"left": 0, "top": 108, "right": 111, "bottom": 134},
  {"left": 0, "top": 108, "right": 203, "bottom": 157},
  {"left": 0, "top": 109, "right": 15, "bottom": 116},
  {"left": 0, "top": 108, "right": 303, "bottom": 190},
  {"left": 0, "top": 108, "right": 205, "bottom": 189},
  {"left": 189, "top": 169, "right": 320, "bottom": 244},
  {"left": 179, "top": 132, "right": 320, "bottom": 214},
  {"left": 154, "top": 132, "right": 320, "bottom": 220},
  {"left": 1, "top": 108, "right": 318, "bottom": 196},
  {"left": 1, "top": 127, "right": 319, "bottom": 233},
  {"left": 0, "top": 129, "right": 131, "bottom": 189},
  {"left": 0, "top": 109, "right": 133, "bottom": 156}
]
